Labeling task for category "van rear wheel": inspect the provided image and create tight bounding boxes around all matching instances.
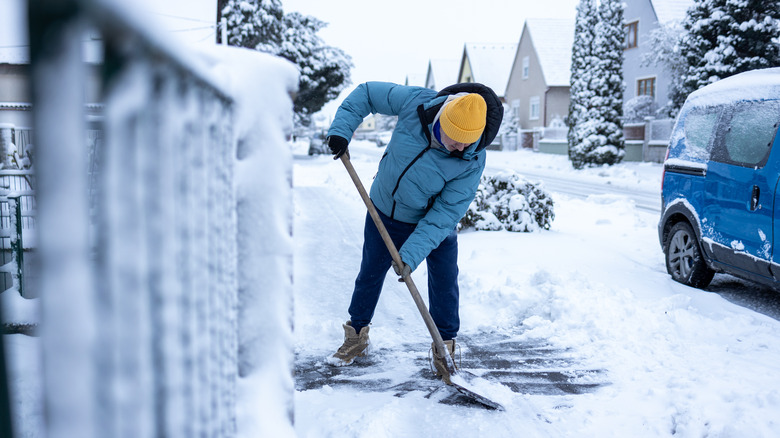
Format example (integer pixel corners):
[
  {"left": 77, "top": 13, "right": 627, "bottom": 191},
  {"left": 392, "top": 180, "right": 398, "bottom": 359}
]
[{"left": 665, "top": 221, "right": 715, "bottom": 289}]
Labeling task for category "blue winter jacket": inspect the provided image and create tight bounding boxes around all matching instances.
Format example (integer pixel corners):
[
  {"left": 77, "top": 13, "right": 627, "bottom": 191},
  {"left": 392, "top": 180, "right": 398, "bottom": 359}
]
[{"left": 328, "top": 81, "right": 502, "bottom": 271}]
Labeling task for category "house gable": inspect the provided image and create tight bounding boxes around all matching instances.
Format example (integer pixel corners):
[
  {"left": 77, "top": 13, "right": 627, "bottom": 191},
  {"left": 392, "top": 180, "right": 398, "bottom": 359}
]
[
  {"left": 426, "top": 59, "right": 460, "bottom": 91},
  {"left": 457, "top": 43, "right": 517, "bottom": 99},
  {"left": 505, "top": 19, "right": 574, "bottom": 129}
]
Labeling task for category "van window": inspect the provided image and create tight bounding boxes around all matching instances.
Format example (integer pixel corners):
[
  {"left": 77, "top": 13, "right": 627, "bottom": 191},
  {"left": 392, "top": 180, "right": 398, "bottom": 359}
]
[
  {"left": 680, "top": 108, "right": 720, "bottom": 161},
  {"left": 715, "top": 101, "right": 780, "bottom": 167}
]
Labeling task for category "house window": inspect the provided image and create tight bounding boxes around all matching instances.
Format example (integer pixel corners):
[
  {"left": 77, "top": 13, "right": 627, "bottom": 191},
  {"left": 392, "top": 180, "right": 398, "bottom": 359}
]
[
  {"left": 529, "top": 96, "right": 540, "bottom": 120},
  {"left": 637, "top": 77, "right": 656, "bottom": 98},
  {"left": 511, "top": 99, "right": 520, "bottom": 120},
  {"left": 522, "top": 56, "right": 529, "bottom": 79},
  {"left": 624, "top": 21, "right": 638, "bottom": 49}
]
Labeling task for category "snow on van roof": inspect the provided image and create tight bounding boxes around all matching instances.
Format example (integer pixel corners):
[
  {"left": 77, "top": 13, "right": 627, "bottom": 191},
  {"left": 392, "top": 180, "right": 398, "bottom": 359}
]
[{"left": 686, "top": 68, "right": 780, "bottom": 107}]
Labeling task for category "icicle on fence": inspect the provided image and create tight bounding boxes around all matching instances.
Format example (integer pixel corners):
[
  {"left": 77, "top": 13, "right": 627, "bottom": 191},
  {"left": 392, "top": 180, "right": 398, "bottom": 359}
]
[{"left": 30, "top": 1, "right": 242, "bottom": 437}]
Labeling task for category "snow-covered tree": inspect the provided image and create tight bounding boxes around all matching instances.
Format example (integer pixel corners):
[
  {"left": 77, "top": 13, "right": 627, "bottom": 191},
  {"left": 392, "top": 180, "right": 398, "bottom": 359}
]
[
  {"left": 674, "top": 0, "right": 780, "bottom": 112},
  {"left": 623, "top": 95, "right": 659, "bottom": 123},
  {"left": 277, "top": 12, "right": 352, "bottom": 123},
  {"left": 220, "top": 0, "right": 352, "bottom": 125},
  {"left": 568, "top": 0, "right": 625, "bottom": 169},
  {"left": 567, "top": 0, "right": 598, "bottom": 154},
  {"left": 641, "top": 22, "right": 688, "bottom": 116},
  {"left": 220, "top": 0, "right": 284, "bottom": 51}
]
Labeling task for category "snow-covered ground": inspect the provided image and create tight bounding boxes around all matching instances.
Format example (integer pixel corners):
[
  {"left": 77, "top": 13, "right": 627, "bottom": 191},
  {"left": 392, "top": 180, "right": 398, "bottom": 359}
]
[
  {"left": 5, "top": 141, "right": 780, "bottom": 437},
  {"left": 292, "top": 140, "right": 780, "bottom": 437}
]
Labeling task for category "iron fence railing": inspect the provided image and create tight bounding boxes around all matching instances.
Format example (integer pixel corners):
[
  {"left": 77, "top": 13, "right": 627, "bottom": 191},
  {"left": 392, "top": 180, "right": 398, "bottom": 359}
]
[
  {"left": 29, "top": 0, "right": 240, "bottom": 436},
  {"left": 0, "top": 171, "right": 35, "bottom": 298}
]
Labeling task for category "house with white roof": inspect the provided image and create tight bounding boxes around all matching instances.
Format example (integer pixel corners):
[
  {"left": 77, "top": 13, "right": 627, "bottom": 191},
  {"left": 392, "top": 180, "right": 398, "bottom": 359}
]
[
  {"left": 623, "top": 0, "right": 693, "bottom": 110},
  {"left": 404, "top": 72, "right": 427, "bottom": 88},
  {"left": 425, "top": 59, "right": 460, "bottom": 91},
  {"left": 1, "top": 0, "right": 104, "bottom": 150},
  {"left": 456, "top": 43, "right": 517, "bottom": 101},
  {"left": 504, "top": 18, "right": 575, "bottom": 135},
  {"left": 0, "top": 0, "right": 33, "bottom": 130}
]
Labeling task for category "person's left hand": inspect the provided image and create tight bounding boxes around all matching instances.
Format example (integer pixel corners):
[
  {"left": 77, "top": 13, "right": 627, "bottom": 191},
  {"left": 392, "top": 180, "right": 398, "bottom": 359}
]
[{"left": 392, "top": 260, "right": 411, "bottom": 282}]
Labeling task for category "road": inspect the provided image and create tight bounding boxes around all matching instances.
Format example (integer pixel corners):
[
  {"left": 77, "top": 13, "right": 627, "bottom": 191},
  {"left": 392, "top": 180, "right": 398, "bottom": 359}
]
[{"left": 486, "top": 165, "right": 663, "bottom": 214}]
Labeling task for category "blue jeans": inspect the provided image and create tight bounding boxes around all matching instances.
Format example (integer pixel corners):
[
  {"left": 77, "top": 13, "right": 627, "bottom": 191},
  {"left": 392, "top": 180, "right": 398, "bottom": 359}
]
[{"left": 348, "top": 208, "right": 460, "bottom": 340}]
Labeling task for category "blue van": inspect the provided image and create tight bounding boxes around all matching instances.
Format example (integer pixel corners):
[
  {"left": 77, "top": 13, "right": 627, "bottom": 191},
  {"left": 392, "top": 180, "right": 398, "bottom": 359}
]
[{"left": 659, "top": 68, "right": 780, "bottom": 290}]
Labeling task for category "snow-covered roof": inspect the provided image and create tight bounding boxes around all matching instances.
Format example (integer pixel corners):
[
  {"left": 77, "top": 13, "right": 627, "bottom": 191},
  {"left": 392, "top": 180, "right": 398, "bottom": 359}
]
[
  {"left": 427, "top": 59, "right": 460, "bottom": 90},
  {"left": 650, "top": 0, "right": 694, "bottom": 24},
  {"left": 686, "top": 67, "right": 780, "bottom": 107},
  {"left": 462, "top": 43, "right": 517, "bottom": 97},
  {"left": 405, "top": 73, "right": 426, "bottom": 87},
  {"left": 525, "top": 18, "right": 575, "bottom": 87}
]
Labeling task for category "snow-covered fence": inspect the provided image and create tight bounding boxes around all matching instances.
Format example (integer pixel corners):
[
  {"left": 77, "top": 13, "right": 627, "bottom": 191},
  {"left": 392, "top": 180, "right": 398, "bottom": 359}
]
[
  {"left": 624, "top": 117, "right": 674, "bottom": 163},
  {"left": 0, "top": 176, "right": 34, "bottom": 299},
  {"left": 28, "top": 1, "right": 297, "bottom": 437}
]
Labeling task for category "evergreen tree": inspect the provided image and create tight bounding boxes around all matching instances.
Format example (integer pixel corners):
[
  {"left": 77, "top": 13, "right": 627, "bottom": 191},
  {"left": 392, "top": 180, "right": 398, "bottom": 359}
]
[
  {"left": 221, "top": 0, "right": 284, "bottom": 52},
  {"left": 568, "top": 0, "right": 625, "bottom": 169},
  {"left": 220, "top": 0, "right": 352, "bottom": 125},
  {"left": 675, "top": 0, "right": 780, "bottom": 112},
  {"left": 593, "top": 0, "right": 625, "bottom": 163},
  {"left": 567, "top": 0, "right": 598, "bottom": 159},
  {"left": 276, "top": 13, "right": 352, "bottom": 123}
]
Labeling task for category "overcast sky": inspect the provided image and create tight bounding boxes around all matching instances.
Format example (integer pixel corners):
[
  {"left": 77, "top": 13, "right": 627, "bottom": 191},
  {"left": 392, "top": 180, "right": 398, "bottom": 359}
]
[
  {"left": 281, "top": 0, "right": 580, "bottom": 118},
  {"left": 109, "top": 0, "right": 581, "bottom": 119},
  {"left": 119, "top": 0, "right": 581, "bottom": 118}
]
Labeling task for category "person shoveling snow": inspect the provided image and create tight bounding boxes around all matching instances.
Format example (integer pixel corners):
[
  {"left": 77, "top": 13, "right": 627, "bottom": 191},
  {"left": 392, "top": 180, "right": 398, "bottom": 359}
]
[{"left": 323, "top": 81, "right": 504, "bottom": 404}]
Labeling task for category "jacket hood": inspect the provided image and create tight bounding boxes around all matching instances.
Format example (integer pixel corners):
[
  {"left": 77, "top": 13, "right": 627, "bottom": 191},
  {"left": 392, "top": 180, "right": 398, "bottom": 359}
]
[{"left": 435, "top": 83, "right": 503, "bottom": 153}]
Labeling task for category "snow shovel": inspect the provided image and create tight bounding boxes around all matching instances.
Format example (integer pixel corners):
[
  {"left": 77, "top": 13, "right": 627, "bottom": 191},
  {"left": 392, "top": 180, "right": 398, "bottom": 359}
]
[{"left": 339, "top": 153, "right": 504, "bottom": 411}]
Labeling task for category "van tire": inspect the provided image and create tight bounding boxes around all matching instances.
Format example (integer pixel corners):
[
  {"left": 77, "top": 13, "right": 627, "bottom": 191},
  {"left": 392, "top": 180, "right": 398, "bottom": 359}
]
[{"left": 664, "top": 221, "right": 715, "bottom": 289}]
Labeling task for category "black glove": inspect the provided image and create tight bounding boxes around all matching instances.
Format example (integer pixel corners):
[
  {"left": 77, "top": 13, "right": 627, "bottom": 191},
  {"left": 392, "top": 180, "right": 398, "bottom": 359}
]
[
  {"left": 328, "top": 135, "right": 349, "bottom": 160},
  {"left": 392, "top": 260, "right": 412, "bottom": 282}
]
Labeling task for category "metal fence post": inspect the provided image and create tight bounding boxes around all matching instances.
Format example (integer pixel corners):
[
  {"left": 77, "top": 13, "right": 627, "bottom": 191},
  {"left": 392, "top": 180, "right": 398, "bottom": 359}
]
[
  {"left": 8, "top": 196, "right": 23, "bottom": 297},
  {"left": 643, "top": 116, "right": 654, "bottom": 162},
  {"left": 0, "top": 315, "right": 14, "bottom": 438}
]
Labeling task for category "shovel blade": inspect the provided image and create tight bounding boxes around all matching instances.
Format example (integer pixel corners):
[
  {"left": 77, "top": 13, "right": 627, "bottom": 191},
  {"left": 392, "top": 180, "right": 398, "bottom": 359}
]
[{"left": 448, "top": 370, "right": 505, "bottom": 411}]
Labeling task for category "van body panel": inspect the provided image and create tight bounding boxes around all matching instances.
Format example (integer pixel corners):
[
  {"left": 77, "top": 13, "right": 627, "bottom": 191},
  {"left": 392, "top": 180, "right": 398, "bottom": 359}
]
[{"left": 659, "top": 67, "right": 780, "bottom": 290}]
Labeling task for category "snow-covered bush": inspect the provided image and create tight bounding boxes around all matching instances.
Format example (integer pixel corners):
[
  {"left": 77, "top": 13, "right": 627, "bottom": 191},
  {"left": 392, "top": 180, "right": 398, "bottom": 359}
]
[
  {"left": 459, "top": 172, "right": 554, "bottom": 232},
  {"left": 623, "top": 95, "right": 659, "bottom": 123}
]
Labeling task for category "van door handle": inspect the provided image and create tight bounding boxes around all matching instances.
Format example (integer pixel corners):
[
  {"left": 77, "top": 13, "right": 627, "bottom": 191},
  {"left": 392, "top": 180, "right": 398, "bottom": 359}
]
[{"left": 751, "top": 185, "right": 760, "bottom": 211}]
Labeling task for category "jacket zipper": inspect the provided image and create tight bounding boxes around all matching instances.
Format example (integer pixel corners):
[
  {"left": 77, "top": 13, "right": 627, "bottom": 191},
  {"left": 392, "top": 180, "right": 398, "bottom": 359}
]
[
  {"left": 388, "top": 104, "right": 440, "bottom": 219},
  {"left": 390, "top": 145, "right": 431, "bottom": 219}
]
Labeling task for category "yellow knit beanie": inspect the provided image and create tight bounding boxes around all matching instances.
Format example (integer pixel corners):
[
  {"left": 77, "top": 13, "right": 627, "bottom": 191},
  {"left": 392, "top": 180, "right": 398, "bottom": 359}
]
[{"left": 440, "top": 93, "right": 487, "bottom": 144}]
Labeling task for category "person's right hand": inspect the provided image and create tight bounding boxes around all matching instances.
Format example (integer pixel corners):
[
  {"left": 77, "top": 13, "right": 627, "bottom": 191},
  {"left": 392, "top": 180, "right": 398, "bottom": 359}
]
[
  {"left": 392, "top": 260, "right": 411, "bottom": 282},
  {"left": 328, "top": 135, "right": 349, "bottom": 160}
]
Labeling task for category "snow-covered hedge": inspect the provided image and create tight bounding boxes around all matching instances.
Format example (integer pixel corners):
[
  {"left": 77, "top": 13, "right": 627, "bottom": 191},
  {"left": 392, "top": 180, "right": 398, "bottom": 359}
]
[{"left": 459, "top": 171, "right": 554, "bottom": 232}]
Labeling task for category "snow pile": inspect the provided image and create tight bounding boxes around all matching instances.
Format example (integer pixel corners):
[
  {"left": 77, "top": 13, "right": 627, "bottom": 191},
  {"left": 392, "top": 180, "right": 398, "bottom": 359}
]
[
  {"left": 200, "top": 44, "right": 299, "bottom": 438},
  {"left": 460, "top": 171, "right": 554, "bottom": 232}
]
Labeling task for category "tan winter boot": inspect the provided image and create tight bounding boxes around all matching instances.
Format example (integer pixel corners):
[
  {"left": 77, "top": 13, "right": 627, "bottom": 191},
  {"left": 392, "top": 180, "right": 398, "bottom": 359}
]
[
  {"left": 430, "top": 339, "right": 457, "bottom": 384},
  {"left": 328, "top": 321, "right": 370, "bottom": 366}
]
